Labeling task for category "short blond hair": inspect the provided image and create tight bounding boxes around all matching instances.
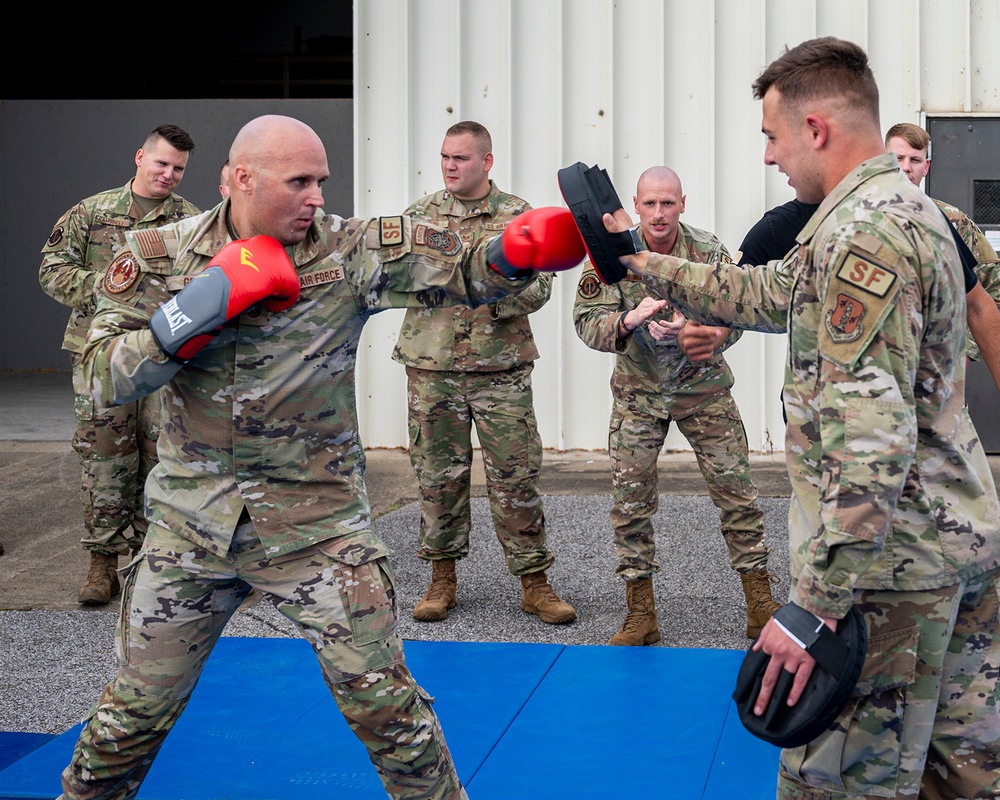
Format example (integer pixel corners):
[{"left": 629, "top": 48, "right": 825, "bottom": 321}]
[{"left": 884, "top": 122, "right": 930, "bottom": 153}]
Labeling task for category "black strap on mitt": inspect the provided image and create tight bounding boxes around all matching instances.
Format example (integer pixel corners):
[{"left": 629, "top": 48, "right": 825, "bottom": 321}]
[
  {"left": 732, "top": 603, "right": 867, "bottom": 749},
  {"left": 557, "top": 162, "right": 643, "bottom": 284}
]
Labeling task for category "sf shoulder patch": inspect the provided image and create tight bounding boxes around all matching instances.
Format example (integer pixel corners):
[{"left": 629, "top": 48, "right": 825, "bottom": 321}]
[
  {"left": 834, "top": 249, "right": 897, "bottom": 297},
  {"left": 103, "top": 251, "right": 140, "bottom": 294},
  {"left": 414, "top": 223, "right": 463, "bottom": 256},
  {"left": 577, "top": 272, "right": 602, "bottom": 300},
  {"left": 379, "top": 216, "right": 404, "bottom": 247},
  {"left": 820, "top": 246, "right": 901, "bottom": 368}
]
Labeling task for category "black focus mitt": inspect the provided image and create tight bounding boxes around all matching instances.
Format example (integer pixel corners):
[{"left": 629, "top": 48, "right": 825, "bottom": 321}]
[
  {"left": 557, "top": 162, "right": 644, "bottom": 284},
  {"left": 732, "top": 603, "right": 867, "bottom": 749}
]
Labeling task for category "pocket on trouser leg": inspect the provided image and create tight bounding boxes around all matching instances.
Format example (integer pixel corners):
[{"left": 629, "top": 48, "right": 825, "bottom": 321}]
[
  {"left": 780, "top": 624, "right": 919, "bottom": 797},
  {"left": 115, "top": 554, "right": 144, "bottom": 667},
  {"left": 319, "top": 534, "right": 398, "bottom": 646}
]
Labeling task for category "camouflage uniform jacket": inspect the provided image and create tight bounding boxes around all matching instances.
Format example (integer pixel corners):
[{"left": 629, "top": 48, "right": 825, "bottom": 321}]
[
  {"left": 392, "top": 181, "right": 552, "bottom": 371},
  {"left": 635, "top": 154, "right": 1000, "bottom": 618},
  {"left": 38, "top": 180, "right": 200, "bottom": 354},
  {"left": 933, "top": 197, "right": 1000, "bottom": 362},
  {"left": 80, "top": 202, "right": 537, "bottom": 559},
  {"left": 572, "top": 222, "right": 742, "bottom": 420}
]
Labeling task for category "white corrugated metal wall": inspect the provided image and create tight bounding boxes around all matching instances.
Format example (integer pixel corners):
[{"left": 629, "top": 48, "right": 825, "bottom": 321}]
[{"left": 353, "top": 0, "right": 1000, "bottom": 452}]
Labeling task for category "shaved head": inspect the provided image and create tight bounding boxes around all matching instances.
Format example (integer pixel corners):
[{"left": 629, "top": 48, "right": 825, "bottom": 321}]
[
  {"left": 230, "top": 115, "right": 322, "bottom": 174},
  {"left": 637, "top": 166, "right": 682, "bottom": 196},
  {"left": 228, "top": 115, "right": 329, "bottom": 245}
]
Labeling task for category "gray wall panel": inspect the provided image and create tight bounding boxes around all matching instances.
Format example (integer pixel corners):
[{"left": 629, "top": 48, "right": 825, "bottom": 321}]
[{"left": 1, "top": 99, "right": 353, "bottom": 370}]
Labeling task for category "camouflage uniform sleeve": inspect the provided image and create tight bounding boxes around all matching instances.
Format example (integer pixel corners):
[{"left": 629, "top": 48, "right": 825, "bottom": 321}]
[
  {"left": 38, "top": 201, "right": 97, "bottom": 312},
  {"left": 641, "top": 252, "right": 793, "bottom": 332},
  {"left": 572, "top": 263, "right": 627, "bottom": 353},
  {"left": 698, "top": 239, "right": 744, "bottom": 352},
  {"left": 81, "top": 243, "right": 181, "bottom": 409},
  {"left": 490, "top": 270, "right": 553, "bottom": 319},
  {"left": 356, "top": 215, "right": 538, "bottom": 310},
  {"left": 794, "top": 224, "right": 924, "bottom": 617},
  {"left": 959, "top": 219, "right": 999, "bottom": 361}
]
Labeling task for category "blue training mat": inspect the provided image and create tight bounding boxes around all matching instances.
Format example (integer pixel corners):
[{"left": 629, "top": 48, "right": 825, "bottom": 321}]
[{"left": 0, "top": 638, "right": 777, "bottom": 800}]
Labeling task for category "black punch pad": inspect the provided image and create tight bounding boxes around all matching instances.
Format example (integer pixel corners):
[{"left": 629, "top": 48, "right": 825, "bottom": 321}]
[
  {"left": 557, "top": 162, "right": 637, "bottom": 284},
  {"left": 732, "top": 603, "right": 868, "bottom": 749}
]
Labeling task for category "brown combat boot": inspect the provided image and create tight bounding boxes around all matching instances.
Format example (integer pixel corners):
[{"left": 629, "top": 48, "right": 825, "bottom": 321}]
[
  {"left": 608, "top": 577, "right": 660, "bottom": 646},
  {"left": 519, "top": 571, "right": 577, "bottom": 624},
  {"left": 740, "top": 567, "right": 783, "bottom": 639},
  {"left": 77, "top": 552, "right": 121, "bottom": 605},
  {"left": 413, "top": 559, "right": 458, "bottom": 621}
]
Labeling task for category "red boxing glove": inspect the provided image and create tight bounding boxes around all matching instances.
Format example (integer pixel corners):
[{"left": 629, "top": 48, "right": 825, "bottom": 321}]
[
  {"left": 150, "top": 235, "right": 300, "bottom": 362},
  {"left": 488, "top": 207, "right": 586, "bottom": 278}
]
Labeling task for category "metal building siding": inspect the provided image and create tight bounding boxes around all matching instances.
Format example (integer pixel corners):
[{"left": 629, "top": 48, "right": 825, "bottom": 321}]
[{"left": 354, "top": 0, "right": 1000, "bottom": 452}]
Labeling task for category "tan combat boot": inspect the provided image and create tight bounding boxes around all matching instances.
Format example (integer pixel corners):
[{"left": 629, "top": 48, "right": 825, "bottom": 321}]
[
  {"left": 740, "top": 567, "right": 783, "bottom": 639},
  {"left": 77, "top": 552, "right": 121, "bottom": 605},
  {"left": 413, "top": 559, "right": 458, "bottom": 621},
  {"left": 520, "top": 572, "right": 577, "bottom": 624},
  {"left": 608, "top": 577, "right": 660, "bottom": 646}
]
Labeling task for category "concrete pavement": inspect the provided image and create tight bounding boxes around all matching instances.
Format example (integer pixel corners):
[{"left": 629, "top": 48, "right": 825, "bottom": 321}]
[{"left": 0, "top": 369, "right": 794, "bottom": 612}]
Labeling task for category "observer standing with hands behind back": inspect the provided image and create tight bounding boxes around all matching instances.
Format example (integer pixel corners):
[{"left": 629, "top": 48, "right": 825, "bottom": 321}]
[{"left": 393, "top": 121, "right": 576, "bottom": 625}]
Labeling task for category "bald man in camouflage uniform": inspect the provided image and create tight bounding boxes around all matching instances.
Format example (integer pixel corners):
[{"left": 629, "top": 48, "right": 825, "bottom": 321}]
[
  {"left": 605, "top": 38, "right": 1000, "bottom": 800},
  {"left": 54, "top": 115, "right": 583, "bottom": 800},
  {"left": 574, "top": 166, "right": 779, "bottom": 645},
  {"left": 39, "top": 124, "right": 199, "bottom": 605},
  {"left": 393, "top": 121, "right": 575, "bottom": 625}
]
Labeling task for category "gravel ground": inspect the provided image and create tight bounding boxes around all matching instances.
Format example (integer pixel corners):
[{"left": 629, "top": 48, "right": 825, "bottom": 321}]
[{"left": 0, "top": 494, "right": 790, "bottom": 735}]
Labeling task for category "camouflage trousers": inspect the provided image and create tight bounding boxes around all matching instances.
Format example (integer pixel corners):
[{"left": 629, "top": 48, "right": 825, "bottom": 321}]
[
  {"left": 58, "top": 520, "right": 467, "bottom": 800},
  {"left": 71, "top": 355, "right": 159, "bottom": 555},
  {"left": 405, "top": 364, "right": 553, "bottom": 576},
  {"left": 778, "top": 567, "right": 1000, "bottom": 800},
  {"left": 608, "top": 394, "right": 769, "bottom": 581}
]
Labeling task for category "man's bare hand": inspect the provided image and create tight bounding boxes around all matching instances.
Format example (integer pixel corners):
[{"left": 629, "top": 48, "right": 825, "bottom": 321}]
[
  {"left": 602, "top": 210, "right": 648, "bottom": 274},
  {"left": 620, "top": 296, "right": 669, "bottom": 337},
  {"left": 678, "top": 320, "right": 729, "bottom": 361},
  {"left": 648, "top": 309, "right": 687, "bottom": 342},
  {"left": 751, "top": 615, "right": 839, "bottom": 715}
]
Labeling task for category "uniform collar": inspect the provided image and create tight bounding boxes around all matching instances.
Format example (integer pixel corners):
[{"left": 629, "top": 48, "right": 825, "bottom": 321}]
[
  {"left": 797, "top": 153, "right": 899, "bottom": 244},
  {"left": 191, "top": 201, "right": 325, "bottom": 268},
  {"left": 440, "top": 180, "right": 501, "bottom": 217}
]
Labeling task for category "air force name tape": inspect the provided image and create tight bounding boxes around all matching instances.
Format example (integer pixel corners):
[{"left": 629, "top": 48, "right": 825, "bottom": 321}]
[
  {"left": 557, "top": 162, "right": 643, "bottom": 285},
  {"left": 732, "top": 602, "right": 867, "bottom": 749}
]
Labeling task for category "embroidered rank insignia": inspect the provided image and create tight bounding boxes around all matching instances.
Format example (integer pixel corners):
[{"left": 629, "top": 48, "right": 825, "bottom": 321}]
[
  {"left": 414, "top": 224, "right": 463, "bottom": 256},
  {"left": 379, "top": 216, "right": 404, "bottom": 246},
  {"left": 132, "top": 229, "right": 170, "bottom": 260},
  {"left": 824, "top": 291, "right": 866, "bottom": 343},
  {"left": 103, "top": 251, "right": 140, "bottom": 294},
  {"left": 577, "top": 273, "right": 602, "bottom": 300},
  {"left": 835, "top": 250, "right": 897, "bottom": 297},
  {"left": 47, "top": 226, "right": 64, "bottom": 247}
]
